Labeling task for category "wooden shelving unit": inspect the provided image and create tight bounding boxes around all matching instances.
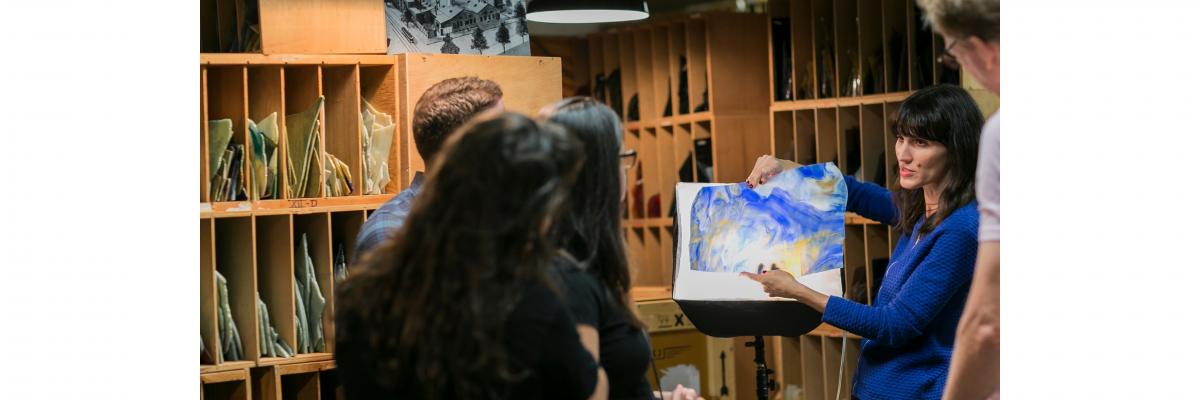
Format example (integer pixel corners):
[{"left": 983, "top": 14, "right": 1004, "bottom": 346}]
[
  {"left": 587, "top": 12, "right": 773, "bottom": 289},
  {"left": 200, "top": 53, "right": 561, "bottom": 399}
]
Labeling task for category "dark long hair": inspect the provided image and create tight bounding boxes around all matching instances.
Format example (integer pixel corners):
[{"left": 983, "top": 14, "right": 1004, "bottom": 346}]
[
  {"left": 538, "top": 97, "right": 641, "bottom": 327},
  {"left": 336, "top": 113, "right": 584, "bottom": 399},
  {"left": 891, "top": 84, "right": 983, "bottom": 236}
]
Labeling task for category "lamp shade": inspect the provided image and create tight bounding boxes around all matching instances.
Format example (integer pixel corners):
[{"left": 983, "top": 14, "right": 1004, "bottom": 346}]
[{"left": 526, "top": 0, "right": 649, "bottom": 24}]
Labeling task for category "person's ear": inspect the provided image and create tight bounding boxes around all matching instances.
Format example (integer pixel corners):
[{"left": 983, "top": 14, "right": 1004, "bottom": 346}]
[{"left": 967, "top": 37, "right": 1000, "bottom": 73}]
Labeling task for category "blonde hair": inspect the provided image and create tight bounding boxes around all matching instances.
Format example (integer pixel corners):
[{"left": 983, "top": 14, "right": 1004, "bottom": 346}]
[{"left": 917, "top": 0, "right": 1000, "bottom": 42}]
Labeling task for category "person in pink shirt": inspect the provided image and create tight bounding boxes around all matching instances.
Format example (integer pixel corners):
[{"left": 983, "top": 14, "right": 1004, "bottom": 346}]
[{"left": 916, "top": 0, "right": 1000, "bottom": 398}]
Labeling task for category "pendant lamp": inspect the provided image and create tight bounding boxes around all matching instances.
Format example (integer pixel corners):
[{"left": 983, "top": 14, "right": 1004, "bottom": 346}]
[{"left": 526, "top": 0, "right": 650, "bottom": 24}]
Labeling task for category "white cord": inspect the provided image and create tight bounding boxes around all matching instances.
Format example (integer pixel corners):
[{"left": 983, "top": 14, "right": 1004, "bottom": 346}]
[{"left": 835, "top": 330, "right": 848, "bottom": 399}]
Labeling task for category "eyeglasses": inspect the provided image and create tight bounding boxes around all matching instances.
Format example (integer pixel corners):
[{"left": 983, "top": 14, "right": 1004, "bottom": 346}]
[
  {"left": 620, "top": 149, "right": 638, "bottom": 170},
  {"left": 939, "top": 37, "right": 961, "bottom": 68},
  {"left": 944, "top": 37, "right": 961, "bottom": 55}
]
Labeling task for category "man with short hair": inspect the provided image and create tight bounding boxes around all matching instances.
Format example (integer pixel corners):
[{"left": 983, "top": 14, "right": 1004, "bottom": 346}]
[
  {"left": 915, "top": 0, "right": 1000, "bottom": 399},
  {"left": 354, "top": 76, "right": 504, "bottom": 260}
]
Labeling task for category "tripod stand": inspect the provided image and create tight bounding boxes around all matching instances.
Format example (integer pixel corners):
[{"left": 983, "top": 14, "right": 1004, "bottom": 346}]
[{"left": 746, "top": 336, "right": 775, "bottom": 400}]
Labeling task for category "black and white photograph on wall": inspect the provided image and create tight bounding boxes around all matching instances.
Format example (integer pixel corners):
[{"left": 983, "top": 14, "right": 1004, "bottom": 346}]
[{"left": 384, "top": 0, "right": 531, "bottom": 56}]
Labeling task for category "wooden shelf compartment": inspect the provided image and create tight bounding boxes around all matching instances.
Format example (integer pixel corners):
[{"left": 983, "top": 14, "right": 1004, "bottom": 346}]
[
  {"left": 843, "top": 225, "right": 869, "bottom": 305},
  {"left": 292, "top": 213, "right": 335, "bottom": 356},
  {"left": 205, "top": 65, "right": 251, "bottom": 205},
  {"left": 812, "top": 0, "right": 836, "bottom": 99},
  {"left": 769, "top": 0, "right": 954, "bottom": 106},
  {"left": 643, "top": 226, "right": 665, "bottom": 287},
  {"left": 626, "top": 226, "right": 650, "bottom": 286},
  {"left": 883, "top": 100, "right": 901, "bottom": 190},
  {"left": 883, "top": 0, "right": 911, "bottom": 93},
  {"left": 641, "top": 127, "right": 664, "bottom": 219},
  {"left": 214, "top": 216, "right": 260, "bottom": 363},
  {"left": 255, "top": 214, "right": 297, "bottom": 363},
  {"left": 633, "top": 27, "right": 654, "bottom": 123},
  {"left": 655, "top": 125, "right": 683, "bottom": 221},
  {"left": 837, "top": 105, "right": 861, "bottom": 179},
  {"left": 911, "top": 1, "right": 936, "bottom": 90},
  {"left": 320, "top": 64, "right": 364, "bottom": 198},
  {"left": 283, "top": 64, "right": 325, "bottom": 200},
  {"left": 358, "top": 63, "right": 402, "bottom": 196},
  {"left": 651, "top": 25, "right": 672, "bottom": 121},
  {"left": 821, "top": 335, "right": 860, "bottom": 399},
  {"left": 860, "top": 103, "right": 888, "bottom": 187},
  {"left": 685, "top": 18, "right": 710, "bottom": 118},
  {"left": 860, "top": 0, "right": 886, "bottom": 96},
  {"left": 202, "top": 218, "right": 220, "bottom": 370},
  {"left": 619, "top": 29, "right": 640, "bottom": 123},
  {"left": 834, "top": 0, "right": 860, "bottom": 98},
  {"left": 247, "top": 65, "right": 287, "bottom": 201},
  {"left": 666, "top": 21, "right": 689, "bottom": 117},
  {"left": 815, "top": 107, "right": 838, "bottom": 166},
  {"left": 865, "top": 224, "right": 892, "bottom": 305},
  {"left": 202, "top": 368, "right": 251, "bottom": 400}
]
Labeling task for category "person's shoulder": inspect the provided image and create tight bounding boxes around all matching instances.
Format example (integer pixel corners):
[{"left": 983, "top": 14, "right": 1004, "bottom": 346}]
[{"left": 939, "top": 202, "right": 980, "bottom": 235}]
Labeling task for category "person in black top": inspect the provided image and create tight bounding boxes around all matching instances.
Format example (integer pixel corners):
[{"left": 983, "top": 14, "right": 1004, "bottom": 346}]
[
  {"left": 335, "top": 113, "right": 606, "bottom": 400},
  {"left": 539, "top": 97, "right": 702, "bottom": 400}
]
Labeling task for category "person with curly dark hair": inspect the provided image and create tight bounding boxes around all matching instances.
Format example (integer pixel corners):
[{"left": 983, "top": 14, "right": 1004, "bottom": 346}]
[{"left": 335, "top": 112, "right": 606, "bottom": 400}]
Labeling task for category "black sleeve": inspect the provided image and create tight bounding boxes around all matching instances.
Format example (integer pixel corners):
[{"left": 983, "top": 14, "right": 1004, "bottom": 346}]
[
  {"left": 555, "top": 264, "right": 606, "bottom": 328},
  {"left": 537, "top": 290, "right": 600, "bottom": 400}
]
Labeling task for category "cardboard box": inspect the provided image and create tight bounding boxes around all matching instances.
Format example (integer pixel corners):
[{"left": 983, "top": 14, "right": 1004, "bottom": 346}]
[{"left": 636, "top": 299, "right": 736, "bottom": 399}]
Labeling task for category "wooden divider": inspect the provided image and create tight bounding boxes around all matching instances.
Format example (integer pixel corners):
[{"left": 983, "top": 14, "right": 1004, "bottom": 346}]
[
  {"left": 201, "top": 218, "right": 218, "bottom": 367},
  {"left": 202, "top": 68, "right": 210, "bottom": 203}
]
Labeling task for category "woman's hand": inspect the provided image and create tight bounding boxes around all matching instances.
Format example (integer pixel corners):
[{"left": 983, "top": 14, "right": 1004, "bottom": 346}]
[
  {"left": 740, "top": 264, "right": 830, "bottom": 312},
  {"left": 745, "top": 155, "right": 801, "bottom": 188},
  {"left": 656, "top": 384, "right": 704, "bottom": 400}
]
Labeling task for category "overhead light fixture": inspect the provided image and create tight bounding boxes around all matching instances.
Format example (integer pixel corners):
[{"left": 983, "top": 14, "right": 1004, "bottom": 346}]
[{"left": 525, "top": 0, "right": 650, "bottom": 24}]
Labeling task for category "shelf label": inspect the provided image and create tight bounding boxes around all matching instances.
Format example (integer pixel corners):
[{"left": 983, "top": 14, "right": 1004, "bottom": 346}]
[{"left": 288, "top": 199, "right": 320, "bottom": 209}]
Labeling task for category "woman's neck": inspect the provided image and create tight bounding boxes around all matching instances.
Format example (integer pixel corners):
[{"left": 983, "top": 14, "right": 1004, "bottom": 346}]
[{"left": 923, "top": 183, "right": 943, "bottom": 217}]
